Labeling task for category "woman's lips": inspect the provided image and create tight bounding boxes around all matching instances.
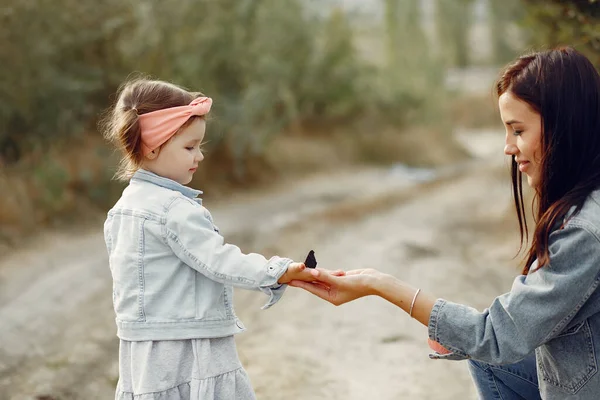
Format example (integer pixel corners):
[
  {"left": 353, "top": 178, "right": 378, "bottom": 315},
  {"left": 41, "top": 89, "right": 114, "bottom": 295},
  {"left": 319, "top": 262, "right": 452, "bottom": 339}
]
[{"left": 518, "top": 161, "right": 530, "bottom": 172}]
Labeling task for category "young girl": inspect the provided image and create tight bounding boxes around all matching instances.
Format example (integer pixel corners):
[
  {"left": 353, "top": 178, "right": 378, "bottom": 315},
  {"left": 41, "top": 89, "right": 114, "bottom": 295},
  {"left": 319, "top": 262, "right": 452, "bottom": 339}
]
[
  {"left": 293, "top": 47, "right": 600, "bottom": 399},
  {"left": 101, "top": 78, "right": 325, "bottom": 400}
]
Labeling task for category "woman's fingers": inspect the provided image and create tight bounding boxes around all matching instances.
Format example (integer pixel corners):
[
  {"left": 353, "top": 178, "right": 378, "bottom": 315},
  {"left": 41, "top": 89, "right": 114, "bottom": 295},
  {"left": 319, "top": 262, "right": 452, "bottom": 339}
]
[
  {"left": 310, "top": 281, "right": 331, "bottom": 290},
  {"left": 289, "top": 280, "right": 332, "bottom": 300},
  {"left": 344, "top": 269, "right": 368, "bottom": 276},
  {"left": 311, "top": 268, "right": 341, "bottom": 284}
]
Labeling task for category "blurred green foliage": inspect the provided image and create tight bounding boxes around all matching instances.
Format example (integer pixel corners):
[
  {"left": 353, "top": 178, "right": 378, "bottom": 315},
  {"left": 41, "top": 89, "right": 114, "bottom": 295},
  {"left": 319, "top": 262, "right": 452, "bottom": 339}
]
[
  {"left": 0, "top": 0, "right": 452, "bottom": 235},
  {"left": 521, "top": 0, "right": 600, "bottom": 66},
  {"left": 0, "top": 0, "right": 441, "bottom": 170},
  {"left": 434, "top": 0, "right": 599, "bottom": 68},
  {"left": 1, "top": 0, "right": 598, "bottom": 237},
  {"left": 489, "top": 0, "right": 526, "bottom": 64},
  {"left": 435, "top": 0, "right": 477, "bottom": 67}
]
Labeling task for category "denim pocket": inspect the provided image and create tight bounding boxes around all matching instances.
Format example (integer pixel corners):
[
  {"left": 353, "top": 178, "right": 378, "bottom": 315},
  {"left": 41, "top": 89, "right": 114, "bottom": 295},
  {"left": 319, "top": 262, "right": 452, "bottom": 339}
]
[
  {"left": 537, "top": 320, "right": 598, "bottom": 394},
  {"left": 195, "top": 274, "right": 227, "bottom": 320}
]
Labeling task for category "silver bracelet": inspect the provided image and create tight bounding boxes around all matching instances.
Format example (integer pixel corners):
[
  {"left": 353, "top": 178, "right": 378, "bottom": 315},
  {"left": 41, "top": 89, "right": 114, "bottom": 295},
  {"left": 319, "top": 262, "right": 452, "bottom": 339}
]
[{"left": 409, "top": 288, "right": 421, "bottom": 318}]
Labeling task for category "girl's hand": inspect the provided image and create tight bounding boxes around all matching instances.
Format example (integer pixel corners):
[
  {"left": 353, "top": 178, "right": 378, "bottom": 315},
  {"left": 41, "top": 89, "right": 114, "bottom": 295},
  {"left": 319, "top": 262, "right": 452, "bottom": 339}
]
[
  {"left": 289, "top": 268, "right": 382, "bottom": 306},
  {"left": 278, "top": 263, "right": 346, "bottom": 285}
]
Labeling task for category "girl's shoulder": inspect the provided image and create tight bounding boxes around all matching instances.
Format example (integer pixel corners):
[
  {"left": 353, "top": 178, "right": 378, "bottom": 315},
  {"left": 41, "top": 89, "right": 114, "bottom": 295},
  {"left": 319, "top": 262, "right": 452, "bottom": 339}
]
[
  {"left": 166, "top": 191, "right": 204, "bottom": 211},
  {"left": 108, "top": 183, "right": 197, "bottom": 221},
  {"left": 165, "top": 194, "right": 210, "bottom": 222}
]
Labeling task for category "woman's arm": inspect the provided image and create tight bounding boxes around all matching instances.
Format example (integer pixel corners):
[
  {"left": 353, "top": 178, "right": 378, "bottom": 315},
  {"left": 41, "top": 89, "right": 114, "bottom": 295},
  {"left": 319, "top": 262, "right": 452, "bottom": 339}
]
[
  {"left": 290, "top": 268, "right": 437, "bottom": 326},
  {"left": 293, "top": 222, "right": 600, "bottom": 364}
]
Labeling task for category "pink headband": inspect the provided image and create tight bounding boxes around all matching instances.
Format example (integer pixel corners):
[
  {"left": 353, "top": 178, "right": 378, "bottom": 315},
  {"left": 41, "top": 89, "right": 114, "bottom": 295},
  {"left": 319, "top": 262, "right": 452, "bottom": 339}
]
[{"left": 138, "top": 96, "right": 212, "bottom": 156}]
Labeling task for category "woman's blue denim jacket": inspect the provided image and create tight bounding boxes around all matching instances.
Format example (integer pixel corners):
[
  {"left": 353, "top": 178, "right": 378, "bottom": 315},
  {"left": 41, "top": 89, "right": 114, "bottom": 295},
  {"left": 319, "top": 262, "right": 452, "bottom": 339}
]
[
  {"left": 103, "top": 169, "right": 292, "bottom": 342},
  {"left": 429, "top": 190, "right": 600, "bottom": 399}
]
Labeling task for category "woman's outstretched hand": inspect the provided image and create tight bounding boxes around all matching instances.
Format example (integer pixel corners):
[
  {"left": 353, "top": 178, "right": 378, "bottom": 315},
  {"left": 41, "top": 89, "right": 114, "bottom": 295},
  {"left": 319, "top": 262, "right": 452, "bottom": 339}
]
[
  {"left": 289, "top": 268, "right": 383, "bottom": 306},
  {"left": 291, "top": 267, "right": 436, "bottom": 327}
]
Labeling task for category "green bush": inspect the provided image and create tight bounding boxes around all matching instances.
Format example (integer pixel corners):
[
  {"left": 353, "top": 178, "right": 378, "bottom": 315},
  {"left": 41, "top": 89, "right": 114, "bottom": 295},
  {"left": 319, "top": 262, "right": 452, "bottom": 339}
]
[
  {"left": 0, "top": 0, "right": 452, "bottom": 236},
  {"left": 521, "top": 0, "right": 600, "bottom": 67}
]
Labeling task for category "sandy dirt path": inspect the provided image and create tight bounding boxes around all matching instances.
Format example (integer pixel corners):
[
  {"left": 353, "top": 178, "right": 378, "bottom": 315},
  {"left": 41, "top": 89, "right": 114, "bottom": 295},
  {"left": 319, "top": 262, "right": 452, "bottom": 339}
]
[{"left": 0, "top": 130, "right": 520, "bottom": 400}]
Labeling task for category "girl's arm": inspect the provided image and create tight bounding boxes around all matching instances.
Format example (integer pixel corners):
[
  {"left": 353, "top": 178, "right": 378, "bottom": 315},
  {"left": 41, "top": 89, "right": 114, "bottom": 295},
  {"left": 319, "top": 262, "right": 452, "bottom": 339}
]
[{"left": 164, "top": 197, "right": 318, "bottom": 308}]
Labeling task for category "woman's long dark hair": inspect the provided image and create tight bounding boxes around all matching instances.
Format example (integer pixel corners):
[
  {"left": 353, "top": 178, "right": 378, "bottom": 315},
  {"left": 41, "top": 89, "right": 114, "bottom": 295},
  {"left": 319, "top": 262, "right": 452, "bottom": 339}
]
[{"left": 496, "top": 47, "right": 600, "bottom": 274}]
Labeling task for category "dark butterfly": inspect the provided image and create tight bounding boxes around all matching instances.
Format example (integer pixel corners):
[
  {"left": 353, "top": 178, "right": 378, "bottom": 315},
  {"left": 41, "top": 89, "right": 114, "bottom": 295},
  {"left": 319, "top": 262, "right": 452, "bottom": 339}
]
[{"left": 304, "top": 250, "right": 317, "bottom": 269}]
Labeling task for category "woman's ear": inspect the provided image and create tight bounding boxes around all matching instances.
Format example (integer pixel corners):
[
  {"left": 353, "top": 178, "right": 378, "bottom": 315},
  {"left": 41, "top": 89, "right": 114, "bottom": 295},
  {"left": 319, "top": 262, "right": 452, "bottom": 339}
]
[{"left": 146, "top": 148, "right": 160, "bottom": 160}]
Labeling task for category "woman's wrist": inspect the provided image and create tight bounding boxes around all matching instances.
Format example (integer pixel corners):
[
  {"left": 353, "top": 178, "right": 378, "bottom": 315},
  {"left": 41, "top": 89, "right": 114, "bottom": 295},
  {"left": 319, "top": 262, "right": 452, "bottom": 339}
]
[
  {"left": 370, "top": 273, "right": 433, "bottom": 326},
  {"left": 368, "top": 272, "right": 392, "bottom": 296},
  {"left": 370, "top": 272, "right": 413, "bottom": 300}
]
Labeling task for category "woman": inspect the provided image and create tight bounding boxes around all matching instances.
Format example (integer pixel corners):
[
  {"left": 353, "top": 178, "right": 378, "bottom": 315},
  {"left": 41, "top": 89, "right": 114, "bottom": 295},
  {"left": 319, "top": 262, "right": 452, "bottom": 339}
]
[{"left": 291, "top": 47, "right": 600, "bottom": 399}]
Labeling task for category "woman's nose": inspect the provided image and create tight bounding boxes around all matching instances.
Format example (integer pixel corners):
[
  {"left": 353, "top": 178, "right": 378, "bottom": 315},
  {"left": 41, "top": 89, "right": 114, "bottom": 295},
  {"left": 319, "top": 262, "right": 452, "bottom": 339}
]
[
  {"left": 504, "top": 134, "right": 518, "bottom": 156},
  {"left": 504, "top": 143, "right": 518, "bottom": 156}
]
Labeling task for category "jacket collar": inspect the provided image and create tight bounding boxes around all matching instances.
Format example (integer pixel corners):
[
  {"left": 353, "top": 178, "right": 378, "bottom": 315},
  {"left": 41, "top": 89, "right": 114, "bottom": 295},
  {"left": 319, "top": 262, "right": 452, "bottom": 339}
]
[{"left": 131, "top": 169, "right": 203, "bottom": 200}]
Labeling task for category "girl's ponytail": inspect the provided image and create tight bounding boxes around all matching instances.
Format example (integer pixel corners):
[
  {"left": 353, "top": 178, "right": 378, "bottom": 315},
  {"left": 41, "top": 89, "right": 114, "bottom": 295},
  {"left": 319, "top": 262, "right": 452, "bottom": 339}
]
[{"left": 122, "top": 107, "right": 143, "bottom": 164}]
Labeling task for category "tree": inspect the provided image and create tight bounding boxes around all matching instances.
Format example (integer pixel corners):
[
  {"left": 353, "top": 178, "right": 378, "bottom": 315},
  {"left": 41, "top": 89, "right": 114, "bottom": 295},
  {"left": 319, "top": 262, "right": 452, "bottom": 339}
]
[
  {"left": 521, "top": 0, "right": 600, "bottom": 66},
  {"left": 435, "top": 0, "right": 477, "bottom": 67}
]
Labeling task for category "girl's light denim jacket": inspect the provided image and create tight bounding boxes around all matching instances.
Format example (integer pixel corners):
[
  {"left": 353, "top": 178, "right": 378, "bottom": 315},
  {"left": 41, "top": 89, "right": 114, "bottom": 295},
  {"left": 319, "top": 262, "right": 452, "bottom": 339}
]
[
  {"left": 103, "top": 169, "right": 292, "bottom": 342},
  {"left": 429, "top": 190, "right": 600, "bottom": 399}
]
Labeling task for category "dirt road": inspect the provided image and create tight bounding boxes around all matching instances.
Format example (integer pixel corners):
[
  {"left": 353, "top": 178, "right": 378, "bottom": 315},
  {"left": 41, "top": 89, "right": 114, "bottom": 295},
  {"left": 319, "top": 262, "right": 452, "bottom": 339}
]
[{"left": 0, "top": 130, "right": 521, "bottom": 399}]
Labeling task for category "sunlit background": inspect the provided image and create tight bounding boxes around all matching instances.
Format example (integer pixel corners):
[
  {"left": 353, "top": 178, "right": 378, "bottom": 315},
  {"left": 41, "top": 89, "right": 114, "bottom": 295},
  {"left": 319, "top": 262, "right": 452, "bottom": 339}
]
[{"left": 0, "top": 0, "right": 598, "bottom": 399}]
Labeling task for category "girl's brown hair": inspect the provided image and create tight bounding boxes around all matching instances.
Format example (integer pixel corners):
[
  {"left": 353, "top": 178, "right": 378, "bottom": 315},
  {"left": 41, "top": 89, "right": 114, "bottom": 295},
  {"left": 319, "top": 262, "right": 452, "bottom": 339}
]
[
  {"left": 100, "top": 77, "right": 205, "bottom": 180},
  {"left": 496, "top": 47, "right": 600, "bottom": 274}
]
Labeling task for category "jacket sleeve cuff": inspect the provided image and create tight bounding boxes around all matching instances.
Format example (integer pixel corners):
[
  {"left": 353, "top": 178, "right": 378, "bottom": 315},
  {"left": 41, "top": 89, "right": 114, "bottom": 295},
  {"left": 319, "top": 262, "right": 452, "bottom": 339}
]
[
  {"left": 428, "top": 298, "right": 470, "bottom": 361},
  {"left": 260, "top": 283, "right": 288, "bottom": 309},
  {"left": 259, "top": 257, "right": 292, "bottom": 309}
]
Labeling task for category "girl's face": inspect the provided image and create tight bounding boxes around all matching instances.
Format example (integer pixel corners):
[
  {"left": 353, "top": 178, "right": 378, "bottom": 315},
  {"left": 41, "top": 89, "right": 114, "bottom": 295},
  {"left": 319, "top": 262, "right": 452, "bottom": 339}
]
[
  {"left": 499, "top": 91, "right": 543, "bottom": 189},
  {"left": 143, "top": 118, "right": 206, "bottom": 185}
]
